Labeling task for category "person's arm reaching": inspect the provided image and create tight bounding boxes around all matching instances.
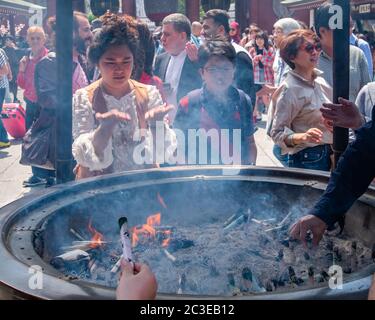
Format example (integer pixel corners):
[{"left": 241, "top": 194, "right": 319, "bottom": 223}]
[{"left": 290, "top": 119, "right": 375, "bottom": 246}]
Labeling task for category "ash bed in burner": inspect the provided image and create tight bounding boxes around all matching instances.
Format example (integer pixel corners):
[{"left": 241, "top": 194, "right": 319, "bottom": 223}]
[
  {"left": 39, "top": 201, "right": 375, "bottom": 297},
  {"left": 1, "top": 167, "right": 375, "bottom": 300}
]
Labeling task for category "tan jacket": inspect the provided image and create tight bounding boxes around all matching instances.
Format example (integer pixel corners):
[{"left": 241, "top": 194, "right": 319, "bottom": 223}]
[{"left": 270, "top": 69, "right": 333, "bottom": 155}]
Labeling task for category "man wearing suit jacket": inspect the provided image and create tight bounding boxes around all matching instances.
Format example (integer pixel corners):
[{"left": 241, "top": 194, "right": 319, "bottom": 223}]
[{"left": 154, "top": 13, "right": 202, "bottom": 124}]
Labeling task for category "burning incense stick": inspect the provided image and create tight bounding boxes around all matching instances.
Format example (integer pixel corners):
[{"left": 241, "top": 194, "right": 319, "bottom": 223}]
[
  {"left": 119, "top": 217, "right": 134, "bottom": 269},
  {"left": 110, "top": 257, "right": 122, "bottom": 274}
]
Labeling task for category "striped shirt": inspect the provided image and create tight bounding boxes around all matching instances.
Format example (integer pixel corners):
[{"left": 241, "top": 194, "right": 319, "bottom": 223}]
[{"left": 0, "top": 48, "right": 9, "bottom": 89}]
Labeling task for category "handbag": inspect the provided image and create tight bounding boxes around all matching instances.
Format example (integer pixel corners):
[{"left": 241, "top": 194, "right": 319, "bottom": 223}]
[{"left": 20, "top": 126, "right": 54, "bottom": 169}]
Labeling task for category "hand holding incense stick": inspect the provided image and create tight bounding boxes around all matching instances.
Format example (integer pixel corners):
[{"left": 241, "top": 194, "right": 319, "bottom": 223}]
[{"left": 119, "top": 217, "right": 134, "bottom": 270}]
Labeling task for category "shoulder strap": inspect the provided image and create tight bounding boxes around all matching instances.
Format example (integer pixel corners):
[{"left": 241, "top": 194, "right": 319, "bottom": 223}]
[
  {"left": 187, "top": 89, "right": 202, "bottom": 109},
  {"left": 355, "top": 38, "right": 359, "bottom": 47},
  {"left": 130, "top": 79, "right": 149, "bottom": 130},
  {"left": 237, "top": 90, "right": 250, "bottom": 129}
]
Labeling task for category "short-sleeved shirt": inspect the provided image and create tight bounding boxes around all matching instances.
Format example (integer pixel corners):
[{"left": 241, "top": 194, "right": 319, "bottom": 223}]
[
  {"left": 174, "top": 85, "right": 255, "bottom": 165},
  {"left": 0, "top": 48, "right": 9, "bottom": 89}
]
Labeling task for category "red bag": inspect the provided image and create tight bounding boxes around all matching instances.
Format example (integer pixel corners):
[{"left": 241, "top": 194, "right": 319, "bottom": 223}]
[{"left": 1, "top": 103, "right": 26, "bottom": 139}]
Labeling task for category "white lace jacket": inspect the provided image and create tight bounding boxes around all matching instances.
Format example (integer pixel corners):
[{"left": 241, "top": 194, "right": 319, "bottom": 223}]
[{"left": 72, "top": 85, "right": 176, "bottom": 172}]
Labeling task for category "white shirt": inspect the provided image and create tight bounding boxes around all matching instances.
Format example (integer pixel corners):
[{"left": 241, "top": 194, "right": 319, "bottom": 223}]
[
  {"left": 164, "top": 49, "right": 187, "bottom": 123},
  {"left": 72, "top": 85, "right": 177, "bottom": 172}
]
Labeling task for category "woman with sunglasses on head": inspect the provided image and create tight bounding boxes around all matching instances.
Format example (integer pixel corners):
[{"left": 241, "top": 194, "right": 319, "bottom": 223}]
[{"left": 270, "top": 29, "right": 333, "bottom": 171}]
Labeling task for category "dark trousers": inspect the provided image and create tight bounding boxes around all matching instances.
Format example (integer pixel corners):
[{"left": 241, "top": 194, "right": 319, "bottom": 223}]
[
  {"left": 25, "top": 98, "right": 40, "bottom": 131},
  {"left": 32, "top": 166, "right": 55, "bottom": 179},
  {"left": 0, "top": 88, "right": 9, "bottom": 142},
  {"left": 9, "top": 80, "right": 18, "bottom": 102}
]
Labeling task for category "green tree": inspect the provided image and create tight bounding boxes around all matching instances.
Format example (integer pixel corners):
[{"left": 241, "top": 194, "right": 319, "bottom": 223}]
[
  {"left": 177, "top": 0, "right": 185, "bottom": 14},
  {"left": 178, "top": 0, "right": 205, "bottom": 20}
]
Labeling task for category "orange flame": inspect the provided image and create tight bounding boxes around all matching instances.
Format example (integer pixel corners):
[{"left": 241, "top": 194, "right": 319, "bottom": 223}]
[
  {"left": 88, "top": 219, "right": 104, "bottom": 248},
  {"left": 147, "top": 213, "right": 161, "bottom": 226},
  {"left": 157, "top": 193, "right": 168, "bottom": 209},
  {"left": 131, "top": 213, "right": 172, "bottom": 248},
  {"left": 161, "top": 230, "right": 172, "bottom": 247}
]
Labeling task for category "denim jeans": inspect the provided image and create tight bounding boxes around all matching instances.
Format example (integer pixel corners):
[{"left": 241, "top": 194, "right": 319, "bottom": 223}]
[
  {"left": 0, "top": 88, "right": 9, "bottom": 143},
  {"left": 273, "top": 144, "right": 289, "bottom": 167},
  {"left": 32, "top": 166, "right": 55, "bottom": 179},
  {"left": 288, "top": 144, "right": 332, "bottom": 172}
]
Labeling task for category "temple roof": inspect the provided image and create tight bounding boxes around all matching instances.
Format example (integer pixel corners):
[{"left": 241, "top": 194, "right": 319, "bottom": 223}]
[
  {"left": 0, "top": 0, "right": 45, "bottom": 15},
  {"left": 281, "top": 0, "right": 326, "bottom": 10}
]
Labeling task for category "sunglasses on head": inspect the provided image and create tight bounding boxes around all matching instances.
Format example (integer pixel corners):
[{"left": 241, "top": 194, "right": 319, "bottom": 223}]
[{"left": 301, "top": 42, "right": 322, "bottom": 54}]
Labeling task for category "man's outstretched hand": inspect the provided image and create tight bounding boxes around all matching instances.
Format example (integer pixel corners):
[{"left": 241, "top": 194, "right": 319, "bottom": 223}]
[
  {"left": 289, "top": 214, "right": 328, "bottom": 248},
  {"left": 321, "top": 97, "right": 365, "bottom": 130}
]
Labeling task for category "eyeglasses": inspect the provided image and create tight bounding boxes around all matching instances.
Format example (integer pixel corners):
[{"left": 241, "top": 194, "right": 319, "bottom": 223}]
[
  {"left": 301, "top": 42, "right": 322, "bottom": 54},
  {"left": 230, "top": 28, "right": 236, "bottom": 31},
  {"left": 204, "top": 66, "right": 233, "bottom": 74}
]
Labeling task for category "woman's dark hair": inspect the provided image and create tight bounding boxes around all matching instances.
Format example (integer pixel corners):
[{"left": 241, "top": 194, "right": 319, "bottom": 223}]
[
  {"left": 279, "top": 29, "right": 319, "bottom": 69},
  {"left": 115, "top": 14, "right": 155, "bottom": 80},
  {"left": 254, "top": 31, "right": 269, "bottom": 50},
  {"left": 198, "top": 36, "right": 236, "bottom": 69},
  {"left": 134, "top": 21, "right": 155, "bottom": 79},
  {"left": 88, "top": 13, "right": 138, "bottom": 65}
]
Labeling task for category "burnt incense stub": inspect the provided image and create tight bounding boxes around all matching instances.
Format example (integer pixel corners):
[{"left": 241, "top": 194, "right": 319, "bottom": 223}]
[{"left": 1, "top": 167, "right": 375, "bottom": 299}]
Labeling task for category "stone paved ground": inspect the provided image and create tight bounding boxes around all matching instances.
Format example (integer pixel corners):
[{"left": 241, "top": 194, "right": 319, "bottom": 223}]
[{"left": 0, "top": 114, "right": 282, "bottom": 209}]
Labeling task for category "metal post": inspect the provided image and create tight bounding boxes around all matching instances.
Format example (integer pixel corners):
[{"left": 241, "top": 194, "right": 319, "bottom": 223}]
[
  {"left": 56, "top": 0, "right": 73, "bottom": 184},
  {"left": 332, "top": 0, "right": 350, "bottom": 168}
]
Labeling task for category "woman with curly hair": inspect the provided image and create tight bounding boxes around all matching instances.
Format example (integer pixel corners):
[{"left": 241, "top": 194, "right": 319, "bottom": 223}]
[{"left": 72, "top": 14, "right": 176, "bottom": 177}]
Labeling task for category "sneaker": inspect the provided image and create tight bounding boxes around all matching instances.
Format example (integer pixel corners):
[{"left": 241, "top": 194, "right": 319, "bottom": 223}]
[
  {"left": 23, "top": 176, "right": 46, "bottom": 187},
  {"left": 45, "top": 177, "right": 56, "bottom": 188},
  {"left": 0, "top": 141, "right": 10, "bottom": 149}
]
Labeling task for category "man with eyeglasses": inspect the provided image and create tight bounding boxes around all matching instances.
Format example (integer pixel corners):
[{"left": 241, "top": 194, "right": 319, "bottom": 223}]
[{"left": 201, "top": 9, "right": 256, "bottom": 107}]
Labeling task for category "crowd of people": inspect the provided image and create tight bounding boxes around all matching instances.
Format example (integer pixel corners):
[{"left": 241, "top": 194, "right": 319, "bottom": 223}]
[{"left": 0, "top": 1, "right": 375, "bottom": 299}]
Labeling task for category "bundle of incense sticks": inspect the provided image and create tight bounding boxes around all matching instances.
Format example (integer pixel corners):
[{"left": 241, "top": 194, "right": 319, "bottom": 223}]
[{"left": 119, "top": 217, "right": 134, "bottom": 270}]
